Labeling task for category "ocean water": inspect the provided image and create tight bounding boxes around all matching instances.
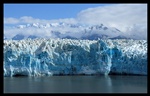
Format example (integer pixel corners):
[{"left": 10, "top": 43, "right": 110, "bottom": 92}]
[{"left": 4, "top": 75, "right": 147, "bottom": 93}]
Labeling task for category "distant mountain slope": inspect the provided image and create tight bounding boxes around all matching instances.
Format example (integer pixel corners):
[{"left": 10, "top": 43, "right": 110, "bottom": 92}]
[
  {"left": 12, "top": 34, "right": 26, "bottom": 40},
  {"left": 4, "top": 23, "right": 131, "bottom": 40}
]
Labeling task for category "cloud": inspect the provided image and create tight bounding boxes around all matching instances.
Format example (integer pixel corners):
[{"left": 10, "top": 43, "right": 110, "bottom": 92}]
[
  {"left": 4, "top": 24, "right": 84, "bottom": 39},
  {"left": 126, "top": 23, "right": 147, "bottom": 40},
  {"left": 4, "top": 16, "right": 77, "bottom": 24},
  {"left": 4, "top": 27, "right": 53, "bottom": 39},
  {"left": 4, "top": 17, "right": 20, "bottom": 24},
  {"left": 77, "top": 4, "right": 147, "bottom": 32}
]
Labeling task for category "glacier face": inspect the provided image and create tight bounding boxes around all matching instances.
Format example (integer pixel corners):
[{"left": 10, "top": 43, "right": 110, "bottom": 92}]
[{"left": 3, "top": 39, "right": 147, "bottom": 77}]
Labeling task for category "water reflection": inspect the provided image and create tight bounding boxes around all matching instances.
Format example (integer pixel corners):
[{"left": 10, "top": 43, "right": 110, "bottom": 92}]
[{"left": 4, "top": 75, "right": 147, "bottom": 93}]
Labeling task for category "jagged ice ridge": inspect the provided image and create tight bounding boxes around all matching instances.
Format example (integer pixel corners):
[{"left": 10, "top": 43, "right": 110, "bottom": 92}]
[{"left": 4, "top": 39, "right": 147, "bottom": 77}]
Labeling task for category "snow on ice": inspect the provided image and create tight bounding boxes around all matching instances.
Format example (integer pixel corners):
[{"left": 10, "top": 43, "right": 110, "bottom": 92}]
[{"left": 3, "top": 39, "right": 147, "bottom": 76}]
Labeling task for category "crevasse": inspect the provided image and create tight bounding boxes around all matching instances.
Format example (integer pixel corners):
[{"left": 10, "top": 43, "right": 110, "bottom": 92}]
[{"left": 3, "top": 39, "right": 147, "bottom": 77}]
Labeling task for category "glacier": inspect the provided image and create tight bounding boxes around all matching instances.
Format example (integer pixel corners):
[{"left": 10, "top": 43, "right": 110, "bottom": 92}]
[{"left": 3, "top": 39, "right": 147, "bottom": 77}]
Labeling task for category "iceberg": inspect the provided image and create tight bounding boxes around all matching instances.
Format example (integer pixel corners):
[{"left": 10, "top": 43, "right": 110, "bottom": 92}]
[{"left": 3, "top": 39, "right": 147, "bottom": 77}]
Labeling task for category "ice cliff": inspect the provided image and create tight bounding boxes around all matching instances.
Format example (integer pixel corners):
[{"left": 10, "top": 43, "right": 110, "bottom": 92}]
[{"left": 3, "top": 39, "right": 147, "bottom": 77}]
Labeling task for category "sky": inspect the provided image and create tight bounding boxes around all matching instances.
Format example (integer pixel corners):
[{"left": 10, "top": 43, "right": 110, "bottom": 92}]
[
  {"left": 4, "top": 4, "right": 147, "bottom": 40},
  {"left": 4, "top": 4, "right": 111, "bottom": 20}
]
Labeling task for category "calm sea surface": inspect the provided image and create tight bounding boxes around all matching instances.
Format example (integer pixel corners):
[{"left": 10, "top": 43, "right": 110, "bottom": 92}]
[{"left": 4, "top": 75, "right": 147, "bottom": 93}]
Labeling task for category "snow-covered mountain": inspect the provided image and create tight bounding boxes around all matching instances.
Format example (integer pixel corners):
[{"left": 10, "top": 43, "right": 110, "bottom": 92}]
[
  {"left": 4, "top": 23, "right": 131, "bottom": 40},
  {"left": 12, "top": 34, "right": 26, "bottom": 40}
]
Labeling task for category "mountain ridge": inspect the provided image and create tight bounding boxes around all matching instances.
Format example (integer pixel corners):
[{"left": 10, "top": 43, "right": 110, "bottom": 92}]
[{"left": 4, "top": 22, "right": 131, "bottom": 40}]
